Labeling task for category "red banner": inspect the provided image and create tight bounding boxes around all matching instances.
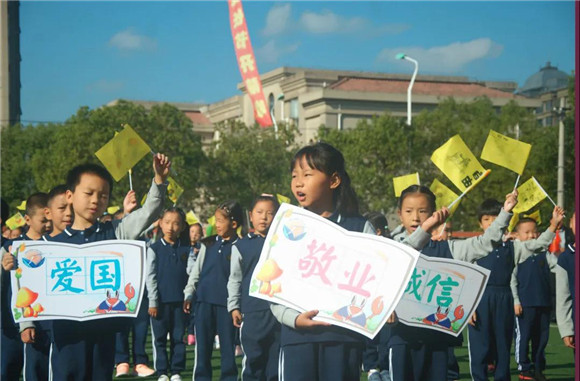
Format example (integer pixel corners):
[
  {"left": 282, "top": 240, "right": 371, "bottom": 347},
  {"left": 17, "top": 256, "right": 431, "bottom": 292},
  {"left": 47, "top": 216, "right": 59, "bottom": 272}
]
[{"left": 228, "top": 0, "right": 273, "bottom": 127}]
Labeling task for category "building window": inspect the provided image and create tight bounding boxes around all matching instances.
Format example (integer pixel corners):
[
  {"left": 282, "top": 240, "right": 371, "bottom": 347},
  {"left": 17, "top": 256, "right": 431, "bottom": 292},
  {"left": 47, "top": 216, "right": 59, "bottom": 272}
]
[
  {"left": 545, "top": 116, "right": 553, "bottom": 126},
  {"left": 268, "top": 93, "right": 275, "bottom": 113},
  {"left": 290, "top": 99, "right": 299, "bottom": 119}
]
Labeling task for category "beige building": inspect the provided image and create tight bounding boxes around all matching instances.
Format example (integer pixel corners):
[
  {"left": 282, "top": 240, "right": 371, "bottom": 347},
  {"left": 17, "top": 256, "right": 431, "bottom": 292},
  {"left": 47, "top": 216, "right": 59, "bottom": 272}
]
[
  {"left": 110, "top": 66, "right": 550, "bottom": 147},
  {"left": 205, "top": 67, "right": 541, "bottom": 145}
]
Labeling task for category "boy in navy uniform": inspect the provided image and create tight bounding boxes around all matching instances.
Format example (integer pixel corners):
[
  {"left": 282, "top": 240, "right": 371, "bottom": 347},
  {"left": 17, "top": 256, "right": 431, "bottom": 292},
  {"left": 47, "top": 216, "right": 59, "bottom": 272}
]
[
  {"left": 2, "top": 193, "right": 50, "bottom": 381},
  {"left": 1, "top": 197, "right": 26, "bottom": 381},
  {"left": 555, "top": 212, "right": 575, "bottom": 351},
  {"left": 44, "top": 154, "right": 169, "bottom": 380},
  {"left": 511, "top": 217, "right": 557, "bottom": 381},
  {"left": 468, "top": 201, "right": 563, "bottom": 381},
  {"left": 20, "top": 188, "right": 72, "bottom": 381}
]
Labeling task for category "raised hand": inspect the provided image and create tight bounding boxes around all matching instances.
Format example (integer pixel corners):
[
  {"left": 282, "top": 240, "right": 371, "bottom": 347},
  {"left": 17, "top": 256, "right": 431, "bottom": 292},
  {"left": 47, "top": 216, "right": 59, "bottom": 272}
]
[
  {"left": 153, "top": 153, "right": 171, "bottom": 185},
  {"left": 123, "top": 190, "right": 137, "bottom": 215},
  {"left": 422, "top": 207, "right": 450, "bottom": 233},
  {"left": 503, "top": 190, "right": 518, "bottom": 213}
]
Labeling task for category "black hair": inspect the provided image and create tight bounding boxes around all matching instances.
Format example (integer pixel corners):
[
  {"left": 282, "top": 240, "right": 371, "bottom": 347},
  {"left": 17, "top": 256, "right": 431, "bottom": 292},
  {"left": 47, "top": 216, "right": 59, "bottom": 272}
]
[
  {"left": 1, "top": 198, "right": 8, "bottom": 227},
  {"left": 25, "top": 193, "right": 49, "bottom": 216},
  {"left": 514, "top": 217, "right": 538, "bottom": 232},
  {"left": 364, "top": 211, "right": 389, "bottom": 238},
  {"left": 477, "top": 199, "right": 503, "bottom": 221},
  {"left": 160, "top": 207, "right": 189, "bottom": 243},
  {"left": 66, "top": 163, "right": 114, "bottom": 196},
  {"left": 251, "top": 194, "right": 280, "bottom": 212},
  {"left": 48, "top": 184, "right": 68, "bottom": 205},
  {"left": 398, "top": 185, "right": 436, "bottom": 214},
  {"left": 217, "top": 200, "right": 244, "bottom": 227},
  {"left": 291, "top": 142, "right": 359, "bottom": 216}
]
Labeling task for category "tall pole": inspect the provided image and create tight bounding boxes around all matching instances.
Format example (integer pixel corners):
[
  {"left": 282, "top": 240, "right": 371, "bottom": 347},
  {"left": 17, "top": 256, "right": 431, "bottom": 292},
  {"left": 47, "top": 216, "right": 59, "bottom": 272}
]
[
  {"left": 396, "top": 53, "right": 419, "bottom": 126},
  {"left": 557, "top": 96, "right": 565, "bottom": 208}
]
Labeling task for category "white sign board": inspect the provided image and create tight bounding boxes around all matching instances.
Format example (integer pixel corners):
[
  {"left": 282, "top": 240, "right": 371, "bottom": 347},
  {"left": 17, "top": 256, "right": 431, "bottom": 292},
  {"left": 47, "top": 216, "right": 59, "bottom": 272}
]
[
  {"left": 249, "top": 204, "right": 420, "bottom": 339},
  {"left": 10, "top": 240, "right": 146, "bottom": 322},
  {"left": 395, "top": 254, "right": 490, "bottom": 336}
]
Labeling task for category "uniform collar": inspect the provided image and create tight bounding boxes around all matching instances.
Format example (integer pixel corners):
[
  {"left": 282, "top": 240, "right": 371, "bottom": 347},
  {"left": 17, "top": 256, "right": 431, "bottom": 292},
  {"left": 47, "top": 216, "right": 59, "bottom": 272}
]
[
  {"left": 160, "top": 238, "right": 180, "bottom": 248},
  {"left": 327, "top": 210, "right": 342, "bottom": 224},
  {"left": 568, "top": 243, "right": 575, "bottom": 253},
  {"left": 64, "top": 222, "right": 102, "bottom": 237}
]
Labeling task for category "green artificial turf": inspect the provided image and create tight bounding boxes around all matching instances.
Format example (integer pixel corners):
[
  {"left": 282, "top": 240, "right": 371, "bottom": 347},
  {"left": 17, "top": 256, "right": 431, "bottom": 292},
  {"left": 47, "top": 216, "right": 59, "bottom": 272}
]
[{"left": 114, "top": 324, "right": 574, "bottom": 380}]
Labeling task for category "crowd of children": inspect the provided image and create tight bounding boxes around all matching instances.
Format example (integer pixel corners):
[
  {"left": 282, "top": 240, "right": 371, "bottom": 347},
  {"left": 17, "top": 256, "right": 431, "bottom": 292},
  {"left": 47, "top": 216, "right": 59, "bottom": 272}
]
[{"left": 0, "top": 142, "right": 575, "bottom": 381}]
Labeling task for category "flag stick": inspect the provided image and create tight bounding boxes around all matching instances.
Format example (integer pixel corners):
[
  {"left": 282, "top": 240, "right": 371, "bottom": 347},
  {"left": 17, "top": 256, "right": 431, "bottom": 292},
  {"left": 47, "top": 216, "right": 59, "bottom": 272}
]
[
  {"left": 437, "top": 221, "right": 447, "bottom": 238},
  {"left": 128, "top": 169, "right": 133, "bottom": 191},
  {"left": 533, "top": 177, "right": 558, "bottom": 207},
  {"left": 447, "top": 169, "right": 492, "bottom": 210},
  {"left": 513, "top": 174, "right": 521, "bottom": 191}
]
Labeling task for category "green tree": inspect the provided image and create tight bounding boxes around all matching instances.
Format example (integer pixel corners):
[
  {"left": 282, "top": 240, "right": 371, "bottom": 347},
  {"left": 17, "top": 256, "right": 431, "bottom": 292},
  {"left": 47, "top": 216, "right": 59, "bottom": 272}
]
[{"left": 200, "top": 121, "right": 298, "bottom": 216}]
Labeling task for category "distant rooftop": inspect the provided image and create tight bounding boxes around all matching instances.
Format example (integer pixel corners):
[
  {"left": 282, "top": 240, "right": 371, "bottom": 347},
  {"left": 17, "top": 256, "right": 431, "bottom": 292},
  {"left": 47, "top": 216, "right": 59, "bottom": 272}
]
[{"left": 518, "top": 62, "right": 569, "bottom": 97}]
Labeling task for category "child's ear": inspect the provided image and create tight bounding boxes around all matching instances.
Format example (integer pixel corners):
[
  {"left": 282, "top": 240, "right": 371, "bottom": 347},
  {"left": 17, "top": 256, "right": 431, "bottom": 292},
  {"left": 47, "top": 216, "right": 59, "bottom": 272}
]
[
  {"left": 65, "top": 190, "right": 73, "bottom": 204},
  {"left": 232, "top": 220, "right": 239, "bottom": 229},
  {"left": 24, "top": 214, "right": 31, "bottom": 225},
  {"left": 329, "top": 172, "right": 341, "bottom": 190}
]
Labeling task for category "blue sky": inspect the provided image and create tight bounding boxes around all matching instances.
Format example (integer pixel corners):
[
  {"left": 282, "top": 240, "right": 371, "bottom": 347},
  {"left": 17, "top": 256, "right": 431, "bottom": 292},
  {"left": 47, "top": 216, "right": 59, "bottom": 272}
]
[{"left": 19, "top": 1, "right": 575, "bottom": 124}]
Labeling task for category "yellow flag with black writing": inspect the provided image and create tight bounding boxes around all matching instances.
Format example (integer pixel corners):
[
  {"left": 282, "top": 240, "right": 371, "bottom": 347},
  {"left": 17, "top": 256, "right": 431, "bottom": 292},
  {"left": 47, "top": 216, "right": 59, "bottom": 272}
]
[
  {"left": 431, "top": 135, "right": 487, "bottom": 192},
  {"left": 167, "top": 177, "right": 184, "bottom": 204},
  {"left": 6, "top": 213, "right": 26, "bottom": 230},
  {"left": 429, "top": 179, "right": 461, "bottom": 215},
  {"left": 513, "top": 177, "right": 547, "bottom": 214},
  {"left": 481, "top": 130, "right": 531, "bottom": 175},
  {"left": 95, "top": 124, "right": 151, "bottom": 182},
  {"left": 393, "top": 173, "right": 420, "bottom": 197}
]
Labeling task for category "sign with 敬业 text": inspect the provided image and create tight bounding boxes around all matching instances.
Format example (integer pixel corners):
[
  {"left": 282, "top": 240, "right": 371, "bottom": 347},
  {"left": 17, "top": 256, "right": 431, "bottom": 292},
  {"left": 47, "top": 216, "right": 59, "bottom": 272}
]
[
  {"left": 249, "top": 204, "right": 420, "bottom": 339},
  {"left": 10, "top": 240, "right": 146, "bottom": 322}
]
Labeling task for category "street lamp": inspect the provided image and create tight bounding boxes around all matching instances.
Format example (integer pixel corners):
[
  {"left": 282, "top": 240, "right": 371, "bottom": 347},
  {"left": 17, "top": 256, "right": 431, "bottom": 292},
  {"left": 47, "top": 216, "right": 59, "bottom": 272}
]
[{"left": 396, "top": 53, "right": 419, "bottom": 126}]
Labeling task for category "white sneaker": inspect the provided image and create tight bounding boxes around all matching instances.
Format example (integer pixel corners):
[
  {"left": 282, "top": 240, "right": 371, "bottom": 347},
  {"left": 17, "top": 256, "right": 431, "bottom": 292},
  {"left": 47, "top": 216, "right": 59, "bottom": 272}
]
[
  {"left": 170, "top": 375, "right": 182, "bottom": 381},
  {"left": 157, "top": 375, "right": 169, "bottom": 381}
]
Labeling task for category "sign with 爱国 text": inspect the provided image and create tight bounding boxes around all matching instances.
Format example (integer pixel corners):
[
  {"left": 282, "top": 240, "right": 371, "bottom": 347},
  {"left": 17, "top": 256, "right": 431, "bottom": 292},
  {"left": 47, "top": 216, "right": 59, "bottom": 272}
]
[{"left": 10, "top": 240, "right": 146, "bottom": 322}]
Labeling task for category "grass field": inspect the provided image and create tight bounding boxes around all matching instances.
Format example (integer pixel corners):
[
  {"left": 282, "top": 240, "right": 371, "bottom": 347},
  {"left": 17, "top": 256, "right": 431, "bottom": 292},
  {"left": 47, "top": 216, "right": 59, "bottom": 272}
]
[{"left": 118, "top": 324, "right": 575, "bottom": 381}]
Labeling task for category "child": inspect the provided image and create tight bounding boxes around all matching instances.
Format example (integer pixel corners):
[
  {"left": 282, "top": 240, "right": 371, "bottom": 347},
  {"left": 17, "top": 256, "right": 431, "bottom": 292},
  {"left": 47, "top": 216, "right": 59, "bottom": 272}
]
[
  {"left": 227, "top": 194, "right": 280, "bottom": 381},
  {"left": 510, "top": 217, "right": 557, "bottom": 381},
  {"left": 271, "top": 143, "right": 441, "bottom": 381},
  {"left": 387, "top": 186, "right": 518, "bottom": 381},
  {"left": 115, "top": 190, "right": 156, "bottom": 378},
  {"left": 186, "top": 222, "right": 203, "bottom": 346},
  {"left": 147, "top": 208, "right": 190, "bottom": 381},
  {"left": 41, "top": 154, "right": 169, "bottom": 380},
  {"left": 361, "top": 211, "right": 392, "bottom": 381},
  {"left": 183, "top": 201, "right": 243, "bottom": 381},
  {"left": 467, "top": 200, "right": 563, "bottom": 381},
  {"left": 1, "top": 197, "right": 24, "bottom": 381},
  {"left": 20, "top": 186, "right": 72, "bottom": 381},
  {"left": 555, "top": 212, "right": 575, "bottom": 350}
]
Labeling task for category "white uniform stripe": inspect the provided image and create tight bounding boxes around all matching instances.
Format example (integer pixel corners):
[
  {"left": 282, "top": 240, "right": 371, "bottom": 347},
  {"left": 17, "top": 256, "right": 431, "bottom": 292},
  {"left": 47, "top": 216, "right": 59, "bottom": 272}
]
[
  {"left": 192, "top": 324, "right": 198, "bottom": 381},
  {"left": 23, "top": 343, "right": 28, "bottom": 381},
  {"left": 389, "top": 348, "right": 394, "bottom": 381},
  {"left": 467, "top": 327, "right": 475, "bottom": 380},
  {"left": 515, "top": 316, "right": 522, "bottom": 370},
  {"left": 150, "top": 317, "right": 158, "bottom": 371},
  {"left": 48, "top": 343, "right": 53, "bottom": 381},
  {"left": 240, "top": 321, "right": 246, "bottom": 381}
]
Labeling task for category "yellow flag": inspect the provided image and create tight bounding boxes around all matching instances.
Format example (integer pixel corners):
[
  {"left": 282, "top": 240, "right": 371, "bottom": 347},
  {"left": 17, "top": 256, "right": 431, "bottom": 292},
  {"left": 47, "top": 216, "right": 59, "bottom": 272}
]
[
  {"left": 513, "top": 177, "right": 547, "bottom": 214},
  {"left": 276, "top": 194, "right": 291, "bottom": 204},
  {"left": 393, "top": 173, "right": 420, "bottom": 197},
  {"left": 186, "top": 210, "right": 200, "bottom": 225},
  {"left": 509, "top": 210, "right": 542, "bottom": 232},
  {"left": 429, "top": 179, "right": 461, "bottom": 215},
  {"left": 431, "top": 135, "right": 487, "bottom": 192},
  {"left": 140, "top": 194, "right": 147, "bottom": 206},
  {"left": 95, "top": 124, "right": 151, "bottom": 182},
  {"left": 206, "top": 215, "right": 217, "bottom": 236},
  {"left": 107, "top": 206, "right": 120, "bottom": 215},
  {"left": 167, "top": 177, "right": 184, "bottom": 204},
  {"left": 481, "top": 130, "right": 531, "bottom": 175},
  {"left": 16, "top": 200, "right": 26, "bottom": 211},
  {"left": 6, "top": 213, "right": 26, "bottom": 230}
]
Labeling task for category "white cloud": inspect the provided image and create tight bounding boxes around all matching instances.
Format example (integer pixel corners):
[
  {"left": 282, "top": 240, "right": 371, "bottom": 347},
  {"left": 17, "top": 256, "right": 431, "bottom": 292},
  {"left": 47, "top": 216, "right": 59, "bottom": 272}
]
[
  {"left": 109, "top": 28, "right": 157, "bottom": 52},
  {"left": 376, "top": 38, "right": 504, "bottom": 73},
  {"left": 86, "top": 79, "right": 125, "bottom": 93},
  {"left": 298, "top": 9, "right": 409, "bottom": 36},
  {"left": 262, "top": 5, "right": 409, "bottom": 37},
  {"left": 262, "top": 3, "right": 292, "bottom": 36},
  {"left": 255, "top": 40, "right": 299, "bottom": 64}
]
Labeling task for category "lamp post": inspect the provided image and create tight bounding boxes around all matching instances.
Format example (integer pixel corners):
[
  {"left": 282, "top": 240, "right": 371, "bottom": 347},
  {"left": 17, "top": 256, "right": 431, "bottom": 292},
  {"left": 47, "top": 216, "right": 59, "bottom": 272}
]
[{"left": 396, "top": 53, "right": 419, "bottom": 126}]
